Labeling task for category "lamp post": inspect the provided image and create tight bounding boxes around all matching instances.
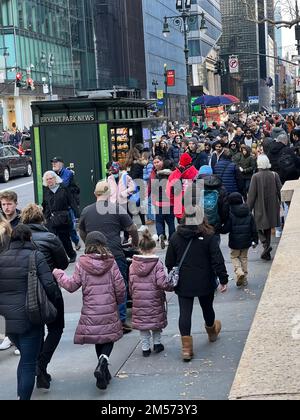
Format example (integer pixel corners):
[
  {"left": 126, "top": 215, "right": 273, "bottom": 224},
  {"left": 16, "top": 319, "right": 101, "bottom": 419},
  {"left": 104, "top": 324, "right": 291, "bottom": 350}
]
[
  {"left": 162, "top": 1, "right": 207, "bottom": 128},
  {"left": 152, "top": 79, "right": 159, "bottom": 98},
  {"left": 40, "top": 52, "right": 55, "bottom": 100}
]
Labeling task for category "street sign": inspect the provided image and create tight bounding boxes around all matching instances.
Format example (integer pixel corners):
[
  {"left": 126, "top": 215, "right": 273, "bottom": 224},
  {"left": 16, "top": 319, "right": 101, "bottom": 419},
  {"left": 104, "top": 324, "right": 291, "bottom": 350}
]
[
  {"left": 43, "top": 84, "right": 49, "bottom": 94},
  {"left": 167, "top": 70, "right": 176, "bottom": 87},
  {"left": 296, "top": 77, "right": 300, "bottom": 93},
  {"left": 248, "top": 96, "right": 259, "bottom": 105},
  {"left": 156, "top": 89, "right": 164, "bottom": 99},
  {"left": 229, "top": 56, "right": 239, "bottom": 74}
]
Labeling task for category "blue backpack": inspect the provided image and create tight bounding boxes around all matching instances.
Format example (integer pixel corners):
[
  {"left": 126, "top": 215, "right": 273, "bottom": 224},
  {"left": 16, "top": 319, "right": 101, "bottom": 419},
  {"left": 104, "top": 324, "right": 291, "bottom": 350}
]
[
  {"left": 203, "top": 190, "right": 220, "bottom": 226},
  {"left": 122, "top": 173, "right": 140, "bottom": 206}
]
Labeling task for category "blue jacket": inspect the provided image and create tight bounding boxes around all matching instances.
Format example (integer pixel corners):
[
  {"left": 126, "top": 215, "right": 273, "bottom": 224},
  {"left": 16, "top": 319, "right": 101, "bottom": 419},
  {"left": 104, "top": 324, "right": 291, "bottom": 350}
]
[
  {"left": 143, "top": 162, "right": 154, "bottom": 182},
  {"left": 214, "top": 160, "right": 244, "bottom": 195},
  {"left": 57, "top": 167, "right": 73, "bottom": 188},
  {"left": 168, "top": 144, "right": 181, "bottom": 165}
]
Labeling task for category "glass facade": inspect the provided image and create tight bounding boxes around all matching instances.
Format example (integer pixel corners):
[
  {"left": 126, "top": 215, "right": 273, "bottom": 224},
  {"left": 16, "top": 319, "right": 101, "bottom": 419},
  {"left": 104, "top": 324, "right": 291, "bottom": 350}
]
[{"left": 0, "top": 0, "right": 96, "bottom": 90}]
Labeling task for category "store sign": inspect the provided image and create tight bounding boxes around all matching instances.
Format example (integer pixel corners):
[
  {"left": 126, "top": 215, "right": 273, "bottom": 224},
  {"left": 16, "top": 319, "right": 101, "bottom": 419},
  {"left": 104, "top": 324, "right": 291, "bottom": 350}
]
[
  {"left": 248, "top": 96, "right": 259, "bottom": 105},
  {"left": 40, "top": 112, "right": 95, "bottom": 124},
  {"left": 156, "top": 89, "right": 164, "bottom": 99},
  {"left": 167, "top": 70, "right": 176, "bottom": 87}
]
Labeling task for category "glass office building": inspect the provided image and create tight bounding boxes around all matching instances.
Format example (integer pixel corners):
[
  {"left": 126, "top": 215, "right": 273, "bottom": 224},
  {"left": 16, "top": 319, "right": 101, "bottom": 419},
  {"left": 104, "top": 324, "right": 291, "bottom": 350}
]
[{"left": 0, "top": 0, "right": 97, "bottom": 129}]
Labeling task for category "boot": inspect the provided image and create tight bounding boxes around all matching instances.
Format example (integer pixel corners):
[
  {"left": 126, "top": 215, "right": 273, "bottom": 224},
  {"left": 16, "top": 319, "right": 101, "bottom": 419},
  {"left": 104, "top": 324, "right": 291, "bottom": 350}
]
[
  {"left": 94, "top": 355, "right": 108, "bottom": 390},
  {"left": 205, "top": 320, "right": 222, "bottom": 343},
  {"left": 181, "top": 336, "right": 193, "bottom": 362},
  {"left": 36, "top": 367, "right": 51, "bottom": 390}
]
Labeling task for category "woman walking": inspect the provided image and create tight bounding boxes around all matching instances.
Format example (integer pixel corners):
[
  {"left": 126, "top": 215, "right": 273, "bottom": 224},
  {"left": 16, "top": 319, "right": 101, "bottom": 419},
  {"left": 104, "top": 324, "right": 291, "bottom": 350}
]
[
  {"left": 166, "top": 207, "right": 228, "bottom": 362},
  {"left": 0, "top": 225, "right": 60, "bottom": 400}
]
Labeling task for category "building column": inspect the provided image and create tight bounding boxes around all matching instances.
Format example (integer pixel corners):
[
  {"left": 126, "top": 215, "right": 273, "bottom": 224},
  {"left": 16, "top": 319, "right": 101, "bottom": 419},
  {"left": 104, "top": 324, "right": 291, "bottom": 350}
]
[{"left": 14, "top": 97, "right": 24, "bottom": 130}]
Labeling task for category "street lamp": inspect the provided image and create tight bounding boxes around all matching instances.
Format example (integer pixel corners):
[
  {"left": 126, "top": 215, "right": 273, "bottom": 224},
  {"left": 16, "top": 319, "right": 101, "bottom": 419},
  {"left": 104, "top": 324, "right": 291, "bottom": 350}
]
[
  {"left": 41, "top": 52, "right": 55, "bottom": 100},
  {"left": 152, "top": 79, "right": 159, "bottom": 98},
  {"left": 162, "top": 3, "right": 207, "bottom": 127}
]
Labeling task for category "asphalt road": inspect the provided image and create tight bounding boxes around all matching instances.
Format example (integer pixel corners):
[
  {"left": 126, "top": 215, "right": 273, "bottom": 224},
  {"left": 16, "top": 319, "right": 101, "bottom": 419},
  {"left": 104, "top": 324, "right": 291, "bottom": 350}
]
[{"left": 0, "top": 175, "right": 34, "bottom": 209}]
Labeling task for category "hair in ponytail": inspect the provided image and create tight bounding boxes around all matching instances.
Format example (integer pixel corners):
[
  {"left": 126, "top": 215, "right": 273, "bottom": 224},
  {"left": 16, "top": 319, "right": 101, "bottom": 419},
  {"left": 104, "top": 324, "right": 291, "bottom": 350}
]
[{"left": 139, "top": 229, "right": 156, "bottom": 253}]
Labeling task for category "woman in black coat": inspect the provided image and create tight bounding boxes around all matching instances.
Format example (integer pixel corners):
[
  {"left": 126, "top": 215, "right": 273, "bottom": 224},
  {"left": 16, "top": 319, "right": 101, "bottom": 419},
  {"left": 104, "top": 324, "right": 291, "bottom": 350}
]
[
  {"left": 42, "top": 171, "right": 77, "bottom": 262},
  {"left": 166, "top": 207, "right": 228, "bottom": 362},
  {"left": 0, "top": 225, "right": 60, "bottom": 400},
  {"left": 21, "top": 203, "right": 69, "bottom": 390}
]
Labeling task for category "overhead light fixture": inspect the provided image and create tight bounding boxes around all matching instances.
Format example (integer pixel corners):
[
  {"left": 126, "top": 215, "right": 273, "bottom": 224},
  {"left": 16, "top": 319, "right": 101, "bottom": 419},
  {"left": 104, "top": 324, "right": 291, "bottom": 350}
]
[
  {"left": 200, "top": 14, "right": 208, "bottom": 34},
  {"left": 185, "top": 0, "right": 192, "bottom": 9},
  {"left": 163, "top": 18, "right": 170, "bottom": 38},
  {"left": 176, "top": 0, "right": 183, "bottom": 10}
]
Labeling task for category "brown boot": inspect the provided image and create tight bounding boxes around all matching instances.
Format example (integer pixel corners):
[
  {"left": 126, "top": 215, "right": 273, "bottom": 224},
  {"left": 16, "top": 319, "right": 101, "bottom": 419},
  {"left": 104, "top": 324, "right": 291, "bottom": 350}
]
[
  {"left": 181, "top": 336, "right": 193, "bottom": 362},
  {"left": 205, "top": 320, "right": 222, "bottom": 343}
]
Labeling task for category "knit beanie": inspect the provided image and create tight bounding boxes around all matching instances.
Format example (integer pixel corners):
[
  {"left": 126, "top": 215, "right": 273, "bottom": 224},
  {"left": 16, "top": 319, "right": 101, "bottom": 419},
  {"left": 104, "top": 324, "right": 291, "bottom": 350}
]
[
  {"left": 85, "top": 231, "right": 108, "bottom": 247},
  {"left": 179, "top": 153, "right": 192, "bottom": 167},
  {"left": 228, "top": 192, "right": 244, "bottom": 205},
  {"left": 199, "top": 165, "right": 213, "bottom": 176}
]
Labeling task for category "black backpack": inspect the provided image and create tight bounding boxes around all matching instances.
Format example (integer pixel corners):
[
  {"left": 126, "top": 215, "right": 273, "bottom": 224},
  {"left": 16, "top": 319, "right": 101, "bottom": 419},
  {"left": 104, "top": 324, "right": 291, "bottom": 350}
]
[{"left": 278, "top": 152, "right": 297, "bottom": 177}]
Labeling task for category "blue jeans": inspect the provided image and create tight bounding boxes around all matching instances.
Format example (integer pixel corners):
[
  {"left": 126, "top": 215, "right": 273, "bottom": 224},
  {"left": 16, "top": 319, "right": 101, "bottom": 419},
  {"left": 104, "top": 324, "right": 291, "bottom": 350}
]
[
  {"left": 147, "top": 196, "right": 155, "bottom": 222},
  {"left": 69, "top": 208, "right": 80, "bottom": 245},
  {"left": 115, "top": 257, "right": 128, "bottom": 323},
  {"left": 155, "top": 207, "right": 176, "bottom": 239},
  {"left": 9, "top": 327, "right": 43, "bottom": 400}
]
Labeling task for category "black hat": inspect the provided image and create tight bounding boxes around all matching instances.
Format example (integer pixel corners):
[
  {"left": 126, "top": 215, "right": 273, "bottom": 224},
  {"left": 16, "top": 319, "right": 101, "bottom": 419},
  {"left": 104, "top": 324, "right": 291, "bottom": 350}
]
[
  {"left": 228, "top": 192, "right": 244, "bottom": 205},
  {"left": 51, "top": 156, "right": 64, "bottom": 163},
  {"left": 85, "top": 231, "right": 107, "bottom": 247}
]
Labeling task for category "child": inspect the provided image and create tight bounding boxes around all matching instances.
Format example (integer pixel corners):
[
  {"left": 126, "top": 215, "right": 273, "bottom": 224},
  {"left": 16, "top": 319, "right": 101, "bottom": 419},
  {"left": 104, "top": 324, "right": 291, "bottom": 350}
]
[
  {"left": 53, "top": 231, "right": 126, "bottom": 390},
  {"left": 129, "top": 230, "right": 173, "bottom": 357},
  {"left": 222, "top": 193, "right": 258, "bottom": 287}
]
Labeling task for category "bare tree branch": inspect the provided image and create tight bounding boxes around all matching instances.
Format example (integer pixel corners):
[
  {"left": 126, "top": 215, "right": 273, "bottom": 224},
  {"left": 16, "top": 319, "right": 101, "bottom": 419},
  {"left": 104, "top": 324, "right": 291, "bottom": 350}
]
[{"left": 240, "top": 0, "right": 299, "bottom": 28}]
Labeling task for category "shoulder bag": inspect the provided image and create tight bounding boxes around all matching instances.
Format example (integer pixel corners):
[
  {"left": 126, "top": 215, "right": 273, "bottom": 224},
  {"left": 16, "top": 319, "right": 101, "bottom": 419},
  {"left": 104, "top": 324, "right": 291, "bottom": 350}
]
[
  {"left": 168, "top": 239, "right": 193, "bottom": 288},
  {"left": 25, "top": 251, "right": 57, "bottom": 325}
]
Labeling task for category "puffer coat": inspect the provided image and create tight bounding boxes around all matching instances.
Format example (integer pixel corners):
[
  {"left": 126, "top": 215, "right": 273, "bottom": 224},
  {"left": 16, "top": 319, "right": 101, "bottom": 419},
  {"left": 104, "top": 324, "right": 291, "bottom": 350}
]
[
  {"left": 53, "top": 254, "right": 126, "bottom": 345},
  {"left": 129, "top": 256, "right": 173, "bottom": 331}
]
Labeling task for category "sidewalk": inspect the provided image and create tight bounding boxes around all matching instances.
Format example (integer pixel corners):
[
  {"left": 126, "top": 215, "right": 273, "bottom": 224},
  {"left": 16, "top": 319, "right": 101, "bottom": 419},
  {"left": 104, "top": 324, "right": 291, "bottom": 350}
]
[{"left": 0, "top": 235, "right": 277, "bottom": 400}]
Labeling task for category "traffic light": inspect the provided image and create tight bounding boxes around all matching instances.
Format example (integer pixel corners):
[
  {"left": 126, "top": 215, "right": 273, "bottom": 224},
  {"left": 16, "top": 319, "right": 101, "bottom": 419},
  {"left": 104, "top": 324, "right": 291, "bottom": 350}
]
[
  {"left": 16, "top": 72, "right": 23, "bottom": 87},
  {"left": 26, "top": 78, "right": 35, "bottom": 91},
  {"left": 214, "top": 60, "right": 227, "bottom": 76}
]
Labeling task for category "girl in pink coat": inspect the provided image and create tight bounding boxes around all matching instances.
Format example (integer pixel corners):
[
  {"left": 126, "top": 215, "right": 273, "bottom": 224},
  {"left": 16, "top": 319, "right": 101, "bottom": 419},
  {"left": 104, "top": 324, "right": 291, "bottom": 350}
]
[
  {"left": 53, "top": 231, "right": 126, "bottom": 391},
  {"left": 129, "top": 230, "right": 173, "bottom": 357}
]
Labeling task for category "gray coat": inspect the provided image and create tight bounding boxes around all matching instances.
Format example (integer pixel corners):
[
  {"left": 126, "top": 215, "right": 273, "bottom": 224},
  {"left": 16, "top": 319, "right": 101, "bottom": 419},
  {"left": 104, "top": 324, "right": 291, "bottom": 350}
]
[{"left": 247, "top": 170, "right": 282, "bottom": 230}]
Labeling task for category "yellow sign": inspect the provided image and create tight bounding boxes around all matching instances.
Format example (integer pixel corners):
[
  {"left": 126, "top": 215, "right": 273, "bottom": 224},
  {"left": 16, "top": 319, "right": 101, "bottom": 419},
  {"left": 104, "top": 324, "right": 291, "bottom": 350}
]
[{"left": 157, "top": 90, "right": 164, "bottom": 99}]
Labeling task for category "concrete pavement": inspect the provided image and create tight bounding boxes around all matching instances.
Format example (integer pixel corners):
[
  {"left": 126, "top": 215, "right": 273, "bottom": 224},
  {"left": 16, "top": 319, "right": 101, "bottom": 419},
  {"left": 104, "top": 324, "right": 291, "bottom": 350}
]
[{"left": 0, "top": 234, "right": 277, "bottom": 400}]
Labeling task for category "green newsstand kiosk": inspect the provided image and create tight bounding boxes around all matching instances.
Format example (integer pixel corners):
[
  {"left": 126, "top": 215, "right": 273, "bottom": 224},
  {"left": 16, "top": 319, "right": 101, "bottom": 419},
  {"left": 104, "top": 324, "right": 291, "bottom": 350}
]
[{"left": 31, "top": 98, "right": 160, "bottom": 210}]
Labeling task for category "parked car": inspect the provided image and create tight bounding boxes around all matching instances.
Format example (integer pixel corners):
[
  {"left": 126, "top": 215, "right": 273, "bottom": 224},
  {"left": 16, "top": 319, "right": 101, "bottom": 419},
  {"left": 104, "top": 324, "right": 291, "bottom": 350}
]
[
  {"left": 0, "top": 145, "right": 32, "bottom": 183},
  {"left": 19, "top": 135, "right": 32, "bottom": 157}
]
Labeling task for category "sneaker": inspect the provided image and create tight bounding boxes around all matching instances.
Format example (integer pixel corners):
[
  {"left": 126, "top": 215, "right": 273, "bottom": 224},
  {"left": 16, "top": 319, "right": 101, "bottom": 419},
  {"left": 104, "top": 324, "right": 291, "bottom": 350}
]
[
  {"left": 94, "top": 355, "right": 108, "bottom": 390},
  {"left": 122, "top": 322, "right": 132, "bottom": 334},
  {"left": 153, "top": 344, "right": 164, "bottom": 353},
  {"left": 75, "top": 243, "right": 81, "bottom": 251},
  {"left": 145, "top": 220, "right": 155, "bottom": 226},
  {"left": 36, "top": 370, "right": 51, "bottom": 390},
  {"left": 0, "top": 337, "right": 12, "bottom": 351},
  {"left": 138, "top": 225, "right": 147, "bottom": 233},
  {"left": 159, "top": 234, "right": 166, "bottom": 250},
  {"left": 143, "top": 349, "right": 151, "bottom": 357},
  {"left": 152, "top": 234, "right": 159, "bottom": 242},
  {"left": 14, "top": 349, "right": 20, "bottom": 356}
]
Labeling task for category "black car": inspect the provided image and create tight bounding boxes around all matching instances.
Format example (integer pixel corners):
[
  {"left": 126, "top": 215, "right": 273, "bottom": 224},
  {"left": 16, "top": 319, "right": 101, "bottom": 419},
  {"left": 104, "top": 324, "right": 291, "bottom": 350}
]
[{"left": 0, "top": 145, "right": 32, "bottom": 183}]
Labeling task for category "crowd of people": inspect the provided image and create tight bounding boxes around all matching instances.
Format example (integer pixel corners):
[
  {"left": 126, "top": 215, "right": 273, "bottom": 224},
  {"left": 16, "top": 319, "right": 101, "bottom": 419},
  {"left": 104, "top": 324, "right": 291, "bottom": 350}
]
[{"left": 0, "top": 110, "right": 298, "bottom": 400}]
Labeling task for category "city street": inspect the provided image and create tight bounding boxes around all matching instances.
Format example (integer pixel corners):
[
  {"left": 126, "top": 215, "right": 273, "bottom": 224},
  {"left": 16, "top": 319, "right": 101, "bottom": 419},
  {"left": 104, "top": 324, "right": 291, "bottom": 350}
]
[{"left": 0, "top": 176, "right": 34, "bottom": 209}]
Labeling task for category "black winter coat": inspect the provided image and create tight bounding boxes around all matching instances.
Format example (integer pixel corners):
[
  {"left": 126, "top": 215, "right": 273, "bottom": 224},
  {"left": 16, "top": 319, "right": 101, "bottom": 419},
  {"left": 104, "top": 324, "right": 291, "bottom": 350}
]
[
  {"left": 0, "top": 242, "right": 60, "bottom": 334},
  {"left": 28, "top": 224, "right": 69, "bottom": 271},
  {"left": 267, "top": 141, "right": 286, "bottom": 173},
  {"left": 222, "top": 204, "right": 258, "bottom": 250},
  {"left": 166, "top": 225, "right": 228, "bottom": 297},
  {"left": 43, "top": 185, "right": 79, "bottom": 228},
  {"left": 189, "top": 151, "right": 209, "bottom": 170}
]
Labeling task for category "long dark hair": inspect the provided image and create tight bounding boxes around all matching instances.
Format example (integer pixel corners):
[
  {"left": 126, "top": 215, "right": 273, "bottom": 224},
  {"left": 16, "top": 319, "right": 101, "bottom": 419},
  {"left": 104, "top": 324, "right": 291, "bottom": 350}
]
[{"left": 181, "top": 206, "right": 215, "bottom": 236}]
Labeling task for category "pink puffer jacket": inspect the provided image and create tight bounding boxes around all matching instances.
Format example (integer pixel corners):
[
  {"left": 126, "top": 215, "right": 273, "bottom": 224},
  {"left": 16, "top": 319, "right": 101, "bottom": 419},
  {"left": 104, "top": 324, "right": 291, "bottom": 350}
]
[
  {"left": 53, "top": 254, "right": 126, "bottom": 345},
  {"left": 129, "top": 256, "right": 173, "bottom": 331}
]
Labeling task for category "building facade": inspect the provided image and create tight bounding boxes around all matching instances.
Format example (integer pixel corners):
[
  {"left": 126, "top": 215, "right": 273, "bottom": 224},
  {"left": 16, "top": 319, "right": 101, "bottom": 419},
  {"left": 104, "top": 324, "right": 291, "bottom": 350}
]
[
  {"left": 0, "top": 0, "right": 97, "bottom": 130},
  {"left": 219, "top": 0, "right": 275, "bottom": 110}
]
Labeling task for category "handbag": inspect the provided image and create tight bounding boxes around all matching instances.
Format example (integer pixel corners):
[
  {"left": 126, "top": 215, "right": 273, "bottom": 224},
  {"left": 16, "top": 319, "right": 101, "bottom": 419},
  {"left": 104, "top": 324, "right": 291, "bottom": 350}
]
[
  {"left": 168, "top": 239, "right": 193, "bottom": 287},
  {"left": 50, "top": 210, "right": 72, "bottom": 228},
  {"left": 25, "top": 251, "right": 57, "bottom": 325}
]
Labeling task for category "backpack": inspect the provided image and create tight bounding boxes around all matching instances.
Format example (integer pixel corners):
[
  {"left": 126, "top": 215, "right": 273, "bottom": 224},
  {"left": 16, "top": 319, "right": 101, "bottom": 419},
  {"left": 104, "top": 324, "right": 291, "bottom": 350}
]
[
  {"left": 203, "top": 190, "right": 220, "bottom": 226},
  {"left": 278, "top": 153, "right": 297, "bottom": 177}
]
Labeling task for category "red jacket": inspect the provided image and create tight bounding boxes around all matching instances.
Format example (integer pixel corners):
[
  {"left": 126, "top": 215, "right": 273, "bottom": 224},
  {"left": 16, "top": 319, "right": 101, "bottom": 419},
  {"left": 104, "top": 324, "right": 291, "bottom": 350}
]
[{"left": 166, "top": 165, "right": 198, "bottom": 218}]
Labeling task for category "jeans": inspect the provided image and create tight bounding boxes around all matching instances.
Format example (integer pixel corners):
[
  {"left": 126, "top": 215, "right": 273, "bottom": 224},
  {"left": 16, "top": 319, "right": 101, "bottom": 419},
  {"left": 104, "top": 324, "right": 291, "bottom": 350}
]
[
  {"left": 178, "top": 294, "right": 215, "bottom": 336},
  {"left": 146, "top": 196, "right": 155, "bottom": 222},
  {"left": 155, "top": 207, "right": 176, "bottom": 239},
  {"left": 69, "top": 208, "right": 80, "bottom": 245},
  {"left": 9, "top": 327, "right": 43, "bottom": 400},
  {"left": 115, "top": 256, "right": 128, "bottom": 323}
]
